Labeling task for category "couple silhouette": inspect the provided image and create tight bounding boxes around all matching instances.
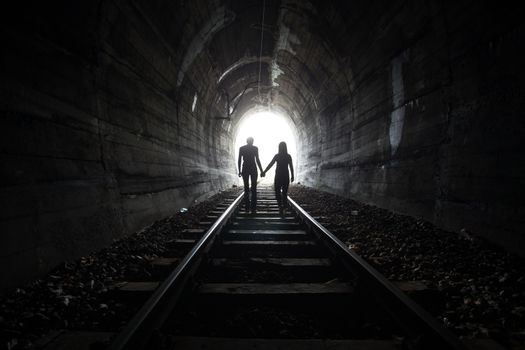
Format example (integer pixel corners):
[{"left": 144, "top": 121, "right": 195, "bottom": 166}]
[{"left": 238, "top": 137, "right": 294, "bottom": 214}]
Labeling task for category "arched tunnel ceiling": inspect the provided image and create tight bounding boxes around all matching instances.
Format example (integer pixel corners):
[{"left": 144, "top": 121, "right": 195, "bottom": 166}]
[
  {"left": 153, "top": 0, "right": 354, "bottom": 127},
  {"left": 2, "top": 0, "right": 524, "bottom": 293}
]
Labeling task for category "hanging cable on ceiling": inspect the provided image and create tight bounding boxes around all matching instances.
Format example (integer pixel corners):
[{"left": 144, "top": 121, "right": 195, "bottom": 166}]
[{"left": 257, "top": 0, "right": 266, "bottom": 100}]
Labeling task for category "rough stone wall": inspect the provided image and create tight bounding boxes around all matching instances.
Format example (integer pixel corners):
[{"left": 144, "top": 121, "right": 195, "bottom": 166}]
[
  {"left": 1, "top": 0, "right": 524, "bottom": 292},
  {"left": 0, "top": 1, "right": 236, "bottom": 292},
  {"left": 300, "top": 2, "right": 525, "bottom": 254}
]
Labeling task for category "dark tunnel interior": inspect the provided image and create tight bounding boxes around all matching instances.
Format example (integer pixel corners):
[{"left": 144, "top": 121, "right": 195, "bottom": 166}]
[{"left": 1, "top": 0, "right": 524, "bottom": 297}]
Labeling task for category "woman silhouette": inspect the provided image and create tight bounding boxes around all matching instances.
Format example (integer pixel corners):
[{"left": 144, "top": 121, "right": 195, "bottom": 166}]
[{"left": 261, "top": 141, "right": 294, "bottom": 214}]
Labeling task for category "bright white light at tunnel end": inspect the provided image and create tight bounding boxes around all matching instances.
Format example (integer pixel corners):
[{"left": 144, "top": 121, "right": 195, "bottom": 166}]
[{"left": 234, "top": 110, "right": 297, "bottom": 185}]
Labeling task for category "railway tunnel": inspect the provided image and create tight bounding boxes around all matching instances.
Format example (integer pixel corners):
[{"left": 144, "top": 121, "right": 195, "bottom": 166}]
[{"left": 1, "top": 0, "right": 524, "bottom": 348}]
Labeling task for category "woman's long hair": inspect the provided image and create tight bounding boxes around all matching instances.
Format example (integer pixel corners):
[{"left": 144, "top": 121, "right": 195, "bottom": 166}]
[{"left": 278, "top": 141, "right": 288, "bottom": 155}]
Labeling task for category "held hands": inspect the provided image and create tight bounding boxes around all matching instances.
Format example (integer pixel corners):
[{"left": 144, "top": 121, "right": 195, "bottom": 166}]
[
  {"left": 261, "top": 171, "right": 265, "bottom": 177},
  {"left": 291, "top": 176, "right": 294, "bottom": 183},
  {"left": 238, "top": 173, "right": 242, "bottom": 177}
]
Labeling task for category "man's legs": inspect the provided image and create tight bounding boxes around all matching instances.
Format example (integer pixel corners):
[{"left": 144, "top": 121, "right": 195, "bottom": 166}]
[
  {"left": 242, "top": 172, "right": 250, "bottom": 211},
  {"left": 250, "top": 172, "right": 258, "bottom": 212}
]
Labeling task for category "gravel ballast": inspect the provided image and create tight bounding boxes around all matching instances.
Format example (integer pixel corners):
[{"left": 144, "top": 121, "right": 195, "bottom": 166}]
[
  {"left": 1, "top": 184, "right": 524, "bottom": 349},
  {"left": 0, "top": 187, "right": 241, "bottom": 349},
  {"left": 289, "top": 184, "right": 525, "bottom": 349}
]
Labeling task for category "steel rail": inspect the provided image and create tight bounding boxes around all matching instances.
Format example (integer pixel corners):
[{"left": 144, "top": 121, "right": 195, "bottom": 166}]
[
  {"left": 287, "top": 196, "right": 466, "bottom": 350},
  {"left": 108, "top": 192, "right": 244, "bottom": 350}
]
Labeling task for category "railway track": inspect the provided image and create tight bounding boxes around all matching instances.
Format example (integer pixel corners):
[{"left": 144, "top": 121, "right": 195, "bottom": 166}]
[{"left": 107, "top": 187, "right": 466, "bottom": 350}]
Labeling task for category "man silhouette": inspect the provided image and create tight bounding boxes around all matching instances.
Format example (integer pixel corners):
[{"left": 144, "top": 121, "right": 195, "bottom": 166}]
[{"left": 238, "top": 137, "right": 263, "bottom": 213}]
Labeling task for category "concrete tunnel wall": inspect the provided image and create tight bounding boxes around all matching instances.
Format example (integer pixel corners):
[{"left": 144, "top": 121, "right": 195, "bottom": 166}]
[
  {"left": 0, "top": 1, "right": 239, "bottom": 291},
  {"left": 1, "top": 1, "right": 524, "bottom": 292},
  {"left": 297, "top": 2, "right": 525, "bottom": 256},
  {"left": 295, "top": 3, "right": 525, "bottom": 252}
]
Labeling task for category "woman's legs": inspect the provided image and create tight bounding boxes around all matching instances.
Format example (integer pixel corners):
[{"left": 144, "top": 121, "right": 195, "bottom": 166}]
[
  {"left": 274, "top": 177, "right": 290, "bottom": 212},
  {"left": 274, "top": 181, "right": 283, "bottom": 208},
  {"left": 281, "top": 181, "right": 290, "bottom": 208}
]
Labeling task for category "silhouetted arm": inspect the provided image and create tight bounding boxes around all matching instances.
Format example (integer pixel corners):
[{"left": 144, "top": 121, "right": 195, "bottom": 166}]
[
  {"left": 237, "top": 148, "right": 242, "bottom": 176},
  {"left": 262, "top": 155, "right": 277, "bottom": 174},
  {"left": 255, "top": 147, "right": 263, "bottom": 173},
  {"left": 289, "top": 155, "right": 294, "bottom": 182}
]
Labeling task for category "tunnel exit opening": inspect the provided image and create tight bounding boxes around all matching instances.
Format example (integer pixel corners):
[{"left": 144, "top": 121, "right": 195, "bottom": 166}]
[{"left": 234, "top": 111, "right": 297, "bottom": 185}]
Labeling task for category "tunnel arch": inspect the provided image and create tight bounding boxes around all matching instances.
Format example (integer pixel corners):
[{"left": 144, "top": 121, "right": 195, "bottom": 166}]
[{"left": 1, "top": 0, "right": 524, "bottom": 291}]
